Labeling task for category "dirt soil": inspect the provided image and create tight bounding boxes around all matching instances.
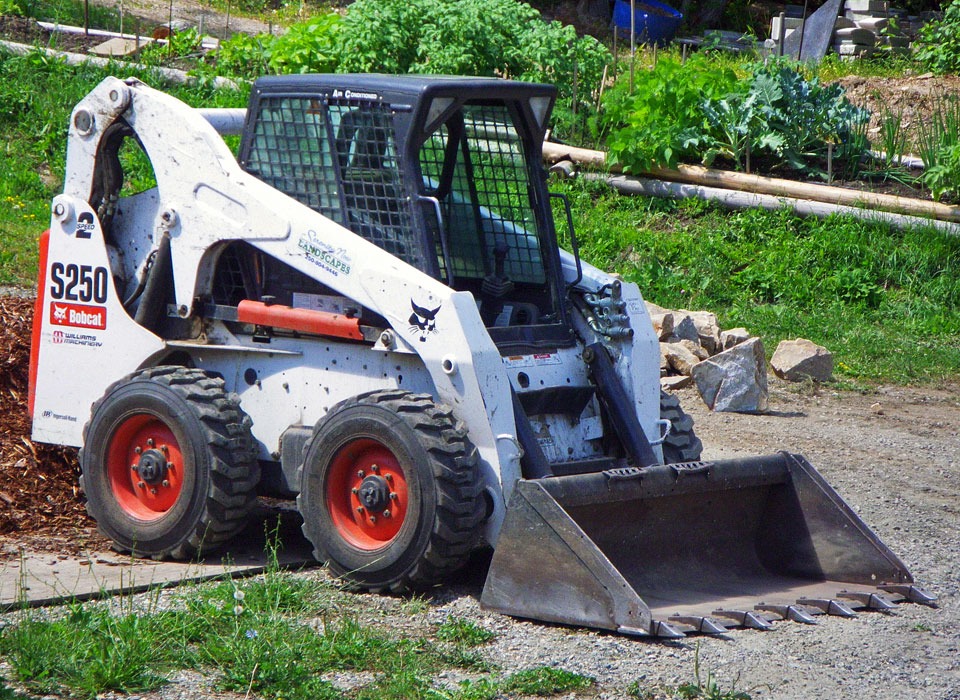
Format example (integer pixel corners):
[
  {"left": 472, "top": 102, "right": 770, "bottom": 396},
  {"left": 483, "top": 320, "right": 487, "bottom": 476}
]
[{"left": 837, "top": 72, "right": 960, "bottom": 153}]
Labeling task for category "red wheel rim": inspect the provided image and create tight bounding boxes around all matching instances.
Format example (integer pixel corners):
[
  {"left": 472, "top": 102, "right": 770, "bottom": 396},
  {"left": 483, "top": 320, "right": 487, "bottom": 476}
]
[
  {"left": 107, "top": 414, "right": 184, "bottom": 521},
  {"left": 325, "top": 438, "right": 409, "bottom": 551}
]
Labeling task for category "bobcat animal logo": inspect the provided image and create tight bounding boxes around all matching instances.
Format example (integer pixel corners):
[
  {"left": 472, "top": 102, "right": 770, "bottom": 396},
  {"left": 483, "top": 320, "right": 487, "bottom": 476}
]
[
  {"left": 409, "top": 300, "right": 440, "bottom": 342},
  {"left": 53, "top": 304, "right": 68, "bottom": 322}
]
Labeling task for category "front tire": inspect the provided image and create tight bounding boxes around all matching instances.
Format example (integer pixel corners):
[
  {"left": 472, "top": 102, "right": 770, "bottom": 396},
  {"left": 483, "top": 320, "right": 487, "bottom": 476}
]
[
  {"left": 297, "top": 390, "right": 484, "bottom": 593},
  {"left": 80, "top": 366, "right": 259, "bottom": 559},
  {"left": 660, "top": 390, "right": 703, "bottom": 463}
]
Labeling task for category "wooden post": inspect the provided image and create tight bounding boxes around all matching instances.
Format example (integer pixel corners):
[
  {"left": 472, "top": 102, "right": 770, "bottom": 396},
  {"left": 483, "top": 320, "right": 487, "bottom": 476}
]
[{"left": 777, "top": 11, "right": 786, "bottom": 57}]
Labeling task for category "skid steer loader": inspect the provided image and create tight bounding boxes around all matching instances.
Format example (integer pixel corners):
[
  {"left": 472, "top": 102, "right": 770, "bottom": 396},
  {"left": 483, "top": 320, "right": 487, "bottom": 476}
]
[{"left": 29, "top": 74, "right": 933, "bottom": 637}]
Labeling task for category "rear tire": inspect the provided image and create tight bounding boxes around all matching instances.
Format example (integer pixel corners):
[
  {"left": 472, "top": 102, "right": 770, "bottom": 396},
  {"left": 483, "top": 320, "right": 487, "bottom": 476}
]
[
  {"left": 80, "top": 366, "right": 259, "bottom": 560},
  {"left": 297, "top": 390, "right": 484, "bottom": 593},
  {"left": 660, "top": 390, "right": 703, "bottom": 463}
]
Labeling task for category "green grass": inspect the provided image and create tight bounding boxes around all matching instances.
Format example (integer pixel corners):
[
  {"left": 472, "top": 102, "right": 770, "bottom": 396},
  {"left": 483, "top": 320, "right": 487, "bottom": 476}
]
[
  {"left": 0, "top": 563, "right": 608, "bottom": 699},
  {"left": 561, "top": 179, "right": 960, "bottom": 384}
]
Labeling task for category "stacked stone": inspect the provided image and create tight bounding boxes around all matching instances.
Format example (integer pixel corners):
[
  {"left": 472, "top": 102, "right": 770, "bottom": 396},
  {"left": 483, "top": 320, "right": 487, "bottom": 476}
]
[
  {"left": 768, "top": 0, "right": 918, "bottom": 61},
  {"left": 841, "top": 0, "right": 911, "bottom": 58}
]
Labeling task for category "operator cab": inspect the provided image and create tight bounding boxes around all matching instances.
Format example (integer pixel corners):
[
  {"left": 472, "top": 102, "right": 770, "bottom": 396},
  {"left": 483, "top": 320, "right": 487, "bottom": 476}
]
[{"left": 237, "top": 74, "right": 573, "bottom": 351}]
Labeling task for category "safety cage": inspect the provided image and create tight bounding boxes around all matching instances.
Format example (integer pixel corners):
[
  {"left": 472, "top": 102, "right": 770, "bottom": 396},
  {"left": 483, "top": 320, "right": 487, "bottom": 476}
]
[{"left": 238, "top": 75, "right": 573, "bottom": 349}]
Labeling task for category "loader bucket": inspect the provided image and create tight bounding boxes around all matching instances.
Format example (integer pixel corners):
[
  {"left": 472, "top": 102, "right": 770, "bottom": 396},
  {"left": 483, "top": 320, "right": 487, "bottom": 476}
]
[{"left": 481, "top": 453, "right": 928, "bottom": 637}]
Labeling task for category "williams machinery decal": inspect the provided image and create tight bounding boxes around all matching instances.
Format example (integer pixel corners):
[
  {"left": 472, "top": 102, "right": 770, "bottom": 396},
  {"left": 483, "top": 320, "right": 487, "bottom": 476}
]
[{"left": 51, "top": 329, "right": 103, "bottom": 348}]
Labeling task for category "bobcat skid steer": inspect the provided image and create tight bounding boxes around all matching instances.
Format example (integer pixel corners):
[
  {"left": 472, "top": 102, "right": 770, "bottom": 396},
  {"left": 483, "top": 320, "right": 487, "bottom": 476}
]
[{"left": 29, "top": 74, "right": 933, "bottom": 637}]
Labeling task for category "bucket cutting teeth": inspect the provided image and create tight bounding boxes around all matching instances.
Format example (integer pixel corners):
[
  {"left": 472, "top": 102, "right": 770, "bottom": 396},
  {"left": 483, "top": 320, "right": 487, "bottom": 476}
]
[
  {"left": 651, "top": 620, "right": 688, "bottom": 639},
  {"left": 837, "top": 590, "right": 898, "bottom": 611},
  {"left": 667, "top": 615, "right": 729, "bottom": 635},
  {"left": 755, "top": 604, "right": 819, "bottom": 624},
  {"left": 711, "top": 609, "right": 774, "bottom": 630},
  {"left": 878, "top": 584, "right": 938, "bottom": 606},
  {"left": 796, "top": 598, "right": 858, "bottom": 618}
]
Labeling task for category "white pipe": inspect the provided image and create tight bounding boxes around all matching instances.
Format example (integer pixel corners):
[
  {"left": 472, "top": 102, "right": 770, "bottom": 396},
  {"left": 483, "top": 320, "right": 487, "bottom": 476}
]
[
  {"left": 590, "top": 174, "right": 960, "bottom": 236},
  {"left": 866, "top": 150, "right": 926, "bottom": 170},
  {"left": 198, "top": 108, "right": 247, "bottom": 135},
  {"left": 36, "top": 20, "right": 220, "bottom": 49},
  {"left": 0, "top": 40, "right": 239, "bottom": 89}
]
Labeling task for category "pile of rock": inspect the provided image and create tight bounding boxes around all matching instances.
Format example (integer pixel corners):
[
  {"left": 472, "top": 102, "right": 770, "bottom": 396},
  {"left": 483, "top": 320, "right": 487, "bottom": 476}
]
[
  {"left": 769, "top": 0, "right": 929, "bottom": 60},
  {"left": 647, "top": 302, "right": 834, "bottom": 413}
]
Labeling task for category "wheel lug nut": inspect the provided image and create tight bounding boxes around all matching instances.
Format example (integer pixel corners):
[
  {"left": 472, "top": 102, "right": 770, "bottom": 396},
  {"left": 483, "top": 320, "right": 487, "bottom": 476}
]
[
  {"left": 383, "top": 510, "right": 391, "bottom": 518},
  {"left": 351, "top": 488, "right": 359, "bottom": 495},
  {"left": 150, "top": 488, "right": 157, "bottom": 494},
  {"left": 162, "top": 480, "right": 170, "bottom": 488},
  {"left": 147, "top": 439, "right": 155, "bottom": 447},
  {"left": 138, "top": 482, "right": 146, "bottom": 489},
  {"left": 356, "top": 506, "right": 364, "bottom": 514},
  {"left": 371, "top": 464, "right": 379, "bottom": 473},
  {"left": 389, "top": 492, "right": 398, "bottom": 500},
  {"left": 357, "top": 470, "right": 364, "bottom": 478},
  {"left": 369, "top": 516, "right": 377, "bottom": 524},
  {"left": 384, "top": 474, "right": 393, "bottom": 482},
  {"left": 134, "top": 447, "right": 142, "bottom": 455},
  {"left": 161, "top": 445, "right": 169, "bottom": 454},
  {"left": 131, "top": 464, "right": 138, "bottom": 471}
]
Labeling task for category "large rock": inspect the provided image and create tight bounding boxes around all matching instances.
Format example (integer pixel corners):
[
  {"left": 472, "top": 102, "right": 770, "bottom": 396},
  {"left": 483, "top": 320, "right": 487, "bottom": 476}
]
[
  {"left": 720, "top": 327, "right": 751, "bottom": 350},
  {"left": 661, "top": 341, "right": 702, "bottom": 376},
  {"left": 649, "top": 312, "right": 675, "bottom": 341},
  {"left": 771, "top": 338, "right": 834, "bottom": 382},
  {"left": 692, "top": 337, "right": 768, "bottom": 413},
  {"left": 670, "top": 313, "right": 701, "bottom": 345},
  {"left": 660, "top": 374, "right": 692, "bottom": 390},
  {"left": 681, "top": 309, "right": 722, "bottom": 355}
]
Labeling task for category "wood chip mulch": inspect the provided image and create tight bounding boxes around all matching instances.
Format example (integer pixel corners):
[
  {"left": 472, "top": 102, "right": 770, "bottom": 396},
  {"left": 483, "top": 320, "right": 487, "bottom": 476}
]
[{"left": 0, "top": 296, "right": 96, "bottom": 551}]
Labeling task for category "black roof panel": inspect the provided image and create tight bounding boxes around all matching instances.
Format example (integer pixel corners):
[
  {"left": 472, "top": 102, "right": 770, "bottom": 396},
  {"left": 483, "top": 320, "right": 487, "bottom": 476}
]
[{"left": 252, "top": 73, "right": 557, "bottom": 104}]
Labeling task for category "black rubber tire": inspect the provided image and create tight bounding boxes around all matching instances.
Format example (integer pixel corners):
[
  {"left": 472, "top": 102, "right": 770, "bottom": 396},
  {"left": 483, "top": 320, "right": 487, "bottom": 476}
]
[
  {"left": 297, "top": 390, "right": 484, "bottom": 593},
  {"left": 660, "top": 390, "right": 703, "bottom": 463},
  {"left": 79, "top": 366, "right": 259, "bottom": 560}
]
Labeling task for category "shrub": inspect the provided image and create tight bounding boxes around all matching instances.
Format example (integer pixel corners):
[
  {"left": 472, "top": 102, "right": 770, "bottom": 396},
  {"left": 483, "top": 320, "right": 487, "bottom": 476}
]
[
  {"left": 214, "top": 13, "right": 341, "bottom": 77},
  {"left": 915, "top": 1, "right": 960, "bottom": 75},
  {"left": 337, "top": 0, "right": 611, "bottom": 137}
]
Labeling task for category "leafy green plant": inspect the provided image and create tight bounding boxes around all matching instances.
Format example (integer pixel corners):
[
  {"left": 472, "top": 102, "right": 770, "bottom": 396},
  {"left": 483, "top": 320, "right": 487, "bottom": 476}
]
[
  {"left": 915, "top": 0, "right": 960, "bottom": 75},
  {"left": 214, "top": 13, "right": 341, "bottom": 77},
  {"left": 922, "top": 142, "right": 960, "bottom": 202},
  {"left": 139, "top": 27, "right": 204, "bottom": 64},
  {"left": 601, "top": 54, "right": 741, "bottom": 170},
  {"left": 602, "top": 57, "right": 868, "bottom": 177},
  {"left": 740, "top": 59, "right": 869, "bottom": 177}
]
